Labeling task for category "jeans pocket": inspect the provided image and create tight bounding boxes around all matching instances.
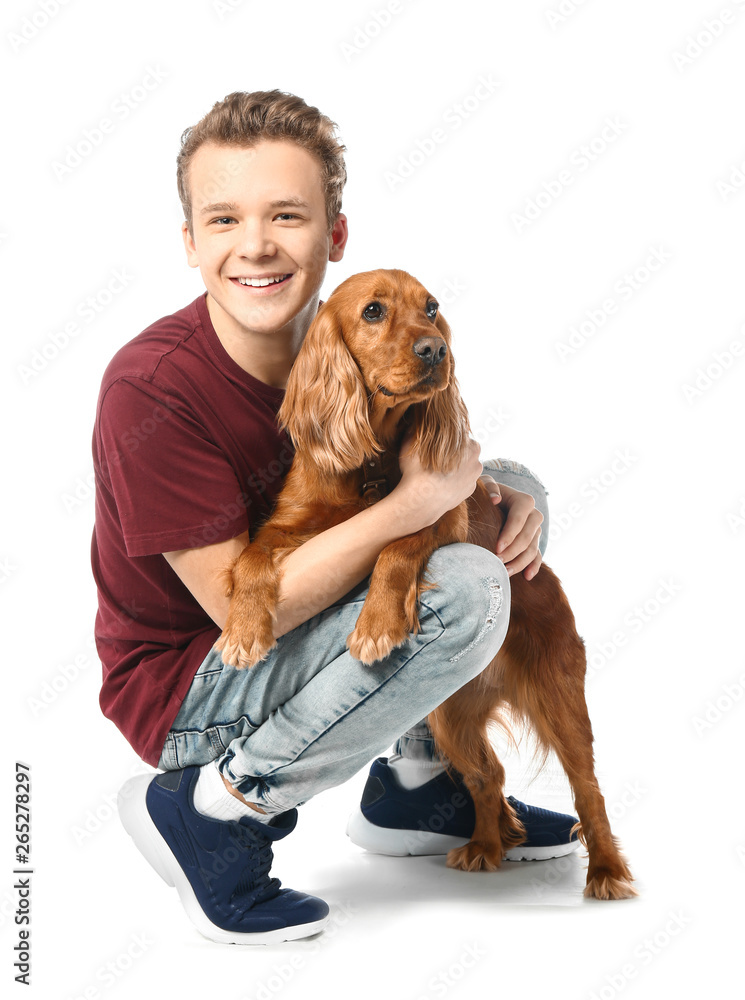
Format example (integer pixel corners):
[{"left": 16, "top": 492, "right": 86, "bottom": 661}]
[{"left": 164, "top": 715, "right": 258, "bottom": 770}]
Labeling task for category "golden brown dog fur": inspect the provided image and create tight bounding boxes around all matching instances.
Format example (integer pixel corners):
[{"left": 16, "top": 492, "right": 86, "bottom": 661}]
[{"left": 215, "top": 268, "right": 636, "bottom": 900}]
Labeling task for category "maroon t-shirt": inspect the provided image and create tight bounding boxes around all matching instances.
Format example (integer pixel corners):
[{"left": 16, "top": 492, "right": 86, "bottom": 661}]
[{"left": 91, "top": 293, "right": 294, "bottom": 766}]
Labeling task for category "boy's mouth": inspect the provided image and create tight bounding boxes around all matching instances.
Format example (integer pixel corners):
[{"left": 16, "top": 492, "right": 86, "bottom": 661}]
[{"left": 230, "top": 273, "right": 293, "bottom": 291}]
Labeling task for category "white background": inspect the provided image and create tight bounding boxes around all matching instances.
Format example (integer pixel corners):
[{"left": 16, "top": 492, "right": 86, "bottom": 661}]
[{"left": 2, "top": 0, "right": 743, "bottom": 997}]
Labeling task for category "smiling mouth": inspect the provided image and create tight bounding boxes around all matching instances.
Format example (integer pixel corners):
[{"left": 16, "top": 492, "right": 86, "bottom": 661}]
[{"left": 231, "top": 274, "right": 293, "bottom": 288}]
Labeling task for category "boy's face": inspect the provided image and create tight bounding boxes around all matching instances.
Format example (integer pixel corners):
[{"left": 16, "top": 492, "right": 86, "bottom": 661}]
[{"left": 182, "top": 139, "right": 347, "bottom": 345}]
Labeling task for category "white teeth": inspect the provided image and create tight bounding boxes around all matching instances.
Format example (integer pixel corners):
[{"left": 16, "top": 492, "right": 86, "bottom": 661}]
[{"left": 237, "top": 275, "right": 288, "bottom": 287}]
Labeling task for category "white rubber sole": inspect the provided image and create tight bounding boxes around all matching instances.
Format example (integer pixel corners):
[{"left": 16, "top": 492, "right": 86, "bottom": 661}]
[
  {"left": 118, "top": 774, "right": 329, "bottom": 944},
  {"left": 346, "top": 807, "right": 581, "bottom": 862}
]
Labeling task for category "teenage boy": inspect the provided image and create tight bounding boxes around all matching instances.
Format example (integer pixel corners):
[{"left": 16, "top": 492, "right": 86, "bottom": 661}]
[{"left": 93, "top": 89, "right": 578, "bottom": 945}]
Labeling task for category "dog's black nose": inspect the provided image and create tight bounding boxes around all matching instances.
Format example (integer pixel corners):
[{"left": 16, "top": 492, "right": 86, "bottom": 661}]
[{"left": 413, "top": 336, "right": 447, "bottom": 367}]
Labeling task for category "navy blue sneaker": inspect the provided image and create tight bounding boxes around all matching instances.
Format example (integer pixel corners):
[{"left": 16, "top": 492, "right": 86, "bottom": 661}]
[
  {"left": 346, "top": 757, "right": 580, "bottom": 861},
  {"left": 118, "top": 766, "right": 329, "bottom": 943}
]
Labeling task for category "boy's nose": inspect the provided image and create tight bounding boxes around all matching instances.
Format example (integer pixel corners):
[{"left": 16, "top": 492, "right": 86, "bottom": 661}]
[{"left": 237, "top": 222, "right": 276, "bottom": 258}]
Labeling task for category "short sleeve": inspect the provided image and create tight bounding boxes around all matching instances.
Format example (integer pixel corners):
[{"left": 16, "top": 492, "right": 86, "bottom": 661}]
[{"left": 96, "top": 377, "right": 249, "bottom": 556}]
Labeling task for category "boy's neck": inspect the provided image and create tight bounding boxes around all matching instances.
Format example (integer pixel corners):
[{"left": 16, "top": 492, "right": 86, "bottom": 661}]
[{"left": 206, "top": 292, "right": 314, "bottom": 389}]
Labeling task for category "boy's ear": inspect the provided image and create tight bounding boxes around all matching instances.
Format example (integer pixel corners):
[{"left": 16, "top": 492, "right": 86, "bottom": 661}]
[
  {"left": 182, "top": 221, "right": 199, "bottom": 269},
  {"left": 329, "top": 213, "right": 349, "bottom": 262}
]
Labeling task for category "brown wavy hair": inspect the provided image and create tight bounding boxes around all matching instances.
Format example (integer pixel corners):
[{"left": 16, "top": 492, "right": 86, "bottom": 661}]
[{"left": 176, "top": 89, "right": 347, "bottom": 237}]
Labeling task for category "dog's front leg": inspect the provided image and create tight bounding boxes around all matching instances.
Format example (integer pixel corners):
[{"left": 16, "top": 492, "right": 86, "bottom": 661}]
[
  {"left": 347, "top": 504, "right": 468, "bottom": 665},
  {"left": 214, "top": 530, "right": 291, "bottom": 669}
]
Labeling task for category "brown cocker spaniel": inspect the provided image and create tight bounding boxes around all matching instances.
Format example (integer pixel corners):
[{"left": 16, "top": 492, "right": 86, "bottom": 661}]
[{"left": 215, "top": 268, "right": 636, "bottom": 900}]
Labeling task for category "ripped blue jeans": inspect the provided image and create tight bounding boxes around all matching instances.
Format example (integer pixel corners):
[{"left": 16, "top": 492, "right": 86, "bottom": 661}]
[{"left": 158, "top": 459, "right": 548, "bottom": 814}]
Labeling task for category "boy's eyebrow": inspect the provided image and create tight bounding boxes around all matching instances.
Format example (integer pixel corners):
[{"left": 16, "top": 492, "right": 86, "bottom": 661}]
[
  {"left": 199, "top": 198, "right": 312, "bottom": 216},
  {"left": 267, "top": 198, "right": 312, "bottom": 211},
  {"left": 200, "top": 201, "right": 238, "bottom": 216}
]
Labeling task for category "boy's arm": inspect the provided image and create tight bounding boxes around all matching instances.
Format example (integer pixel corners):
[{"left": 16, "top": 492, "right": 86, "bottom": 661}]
[
  {"left": 164, "top": 438, "right": 484, "bottom": 638},
  {"left": 165, "top": 493, "right": 425, "bottom": 637}
]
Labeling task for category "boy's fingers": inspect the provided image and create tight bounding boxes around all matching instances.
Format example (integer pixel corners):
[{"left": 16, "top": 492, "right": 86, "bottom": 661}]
[
  {"left": 524, "top": 552, "right": 543, "bottom": 580},
  {"left": 500, "top": 526, "right": 543, "bottom": 574},
  {"left": 480, "top": 475, "right": 502, "bottom": 502},
  {"left": 496, "top": 502, "right": 543, "bottom": 555}
]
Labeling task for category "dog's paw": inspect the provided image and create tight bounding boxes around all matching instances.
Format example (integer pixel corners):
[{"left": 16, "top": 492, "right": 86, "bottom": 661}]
[
  {"left": 446, "top": 840, "right": 504, "bottom": 873},
  {"left": 346, "top": 627, "right": 406, "bottom": 665},
  {"left": 584, "top": 866, "right": 638, "bottom": 900},
  {"left": 347, "top": 604, "right": 411, "bottom": 664},
  {"left": 214, "top": 595, "right": 278, "bottom": 669},
  {"left": 214, "top": 624, "right": 274, "bottom": 670}
]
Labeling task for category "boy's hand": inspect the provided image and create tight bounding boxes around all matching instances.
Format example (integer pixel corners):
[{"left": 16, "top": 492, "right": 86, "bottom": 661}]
[
  {"left": 480, "top": 476, "right": 543, "bottom": 580},
  {"left": 394, "top": 431, "right": 483, "bottom": 531}
]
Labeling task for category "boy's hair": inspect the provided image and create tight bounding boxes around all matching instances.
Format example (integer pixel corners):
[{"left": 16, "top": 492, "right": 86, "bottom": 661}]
[{"left": 177, "top": 89, "right": 347, "bottom": 236}]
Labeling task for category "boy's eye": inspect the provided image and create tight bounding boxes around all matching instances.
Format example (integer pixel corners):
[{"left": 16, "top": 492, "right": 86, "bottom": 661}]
[
  {"left": 211, "top": 217, "right": 235, "bottom": 225},
  {"left": 425, "top": 300, "right": 439, "bottom": 319},
  {"left": 363, "top": 302, "right": 385, "bottom": 322}
]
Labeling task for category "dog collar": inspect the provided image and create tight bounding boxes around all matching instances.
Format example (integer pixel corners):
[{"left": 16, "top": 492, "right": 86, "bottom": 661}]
[{"left": 360, "top": 456, "right": 389, "bottom": 506}]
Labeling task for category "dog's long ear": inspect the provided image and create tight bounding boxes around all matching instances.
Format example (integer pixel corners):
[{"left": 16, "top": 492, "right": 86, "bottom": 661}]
[
  {"left": 409, "top": 311, "right": 471, "bottom": 473},
  {"left": 279, "top": 302, "right": 380, "bottom": 474}
]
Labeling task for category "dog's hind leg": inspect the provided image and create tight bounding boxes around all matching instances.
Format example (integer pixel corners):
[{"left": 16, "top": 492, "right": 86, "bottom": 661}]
[
  {"left": 501, "top": 570, "right": 637, "bottom": 900},
  {"left": 428, "top": 683, "right": 526, "bottom": 872}
]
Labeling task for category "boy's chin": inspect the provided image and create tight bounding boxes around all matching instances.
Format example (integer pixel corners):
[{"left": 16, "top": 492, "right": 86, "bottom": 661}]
[{"left": 234, "top": 300, "right": 306, "bottom": 336}]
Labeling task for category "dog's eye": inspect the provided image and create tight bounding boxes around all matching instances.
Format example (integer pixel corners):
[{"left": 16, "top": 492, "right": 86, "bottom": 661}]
[
  {"left": 363, "top": 301, "right": 385, "bottom": 322},
  {"left": 426, "top": 300, "right": 439, "bottom": 319}
]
